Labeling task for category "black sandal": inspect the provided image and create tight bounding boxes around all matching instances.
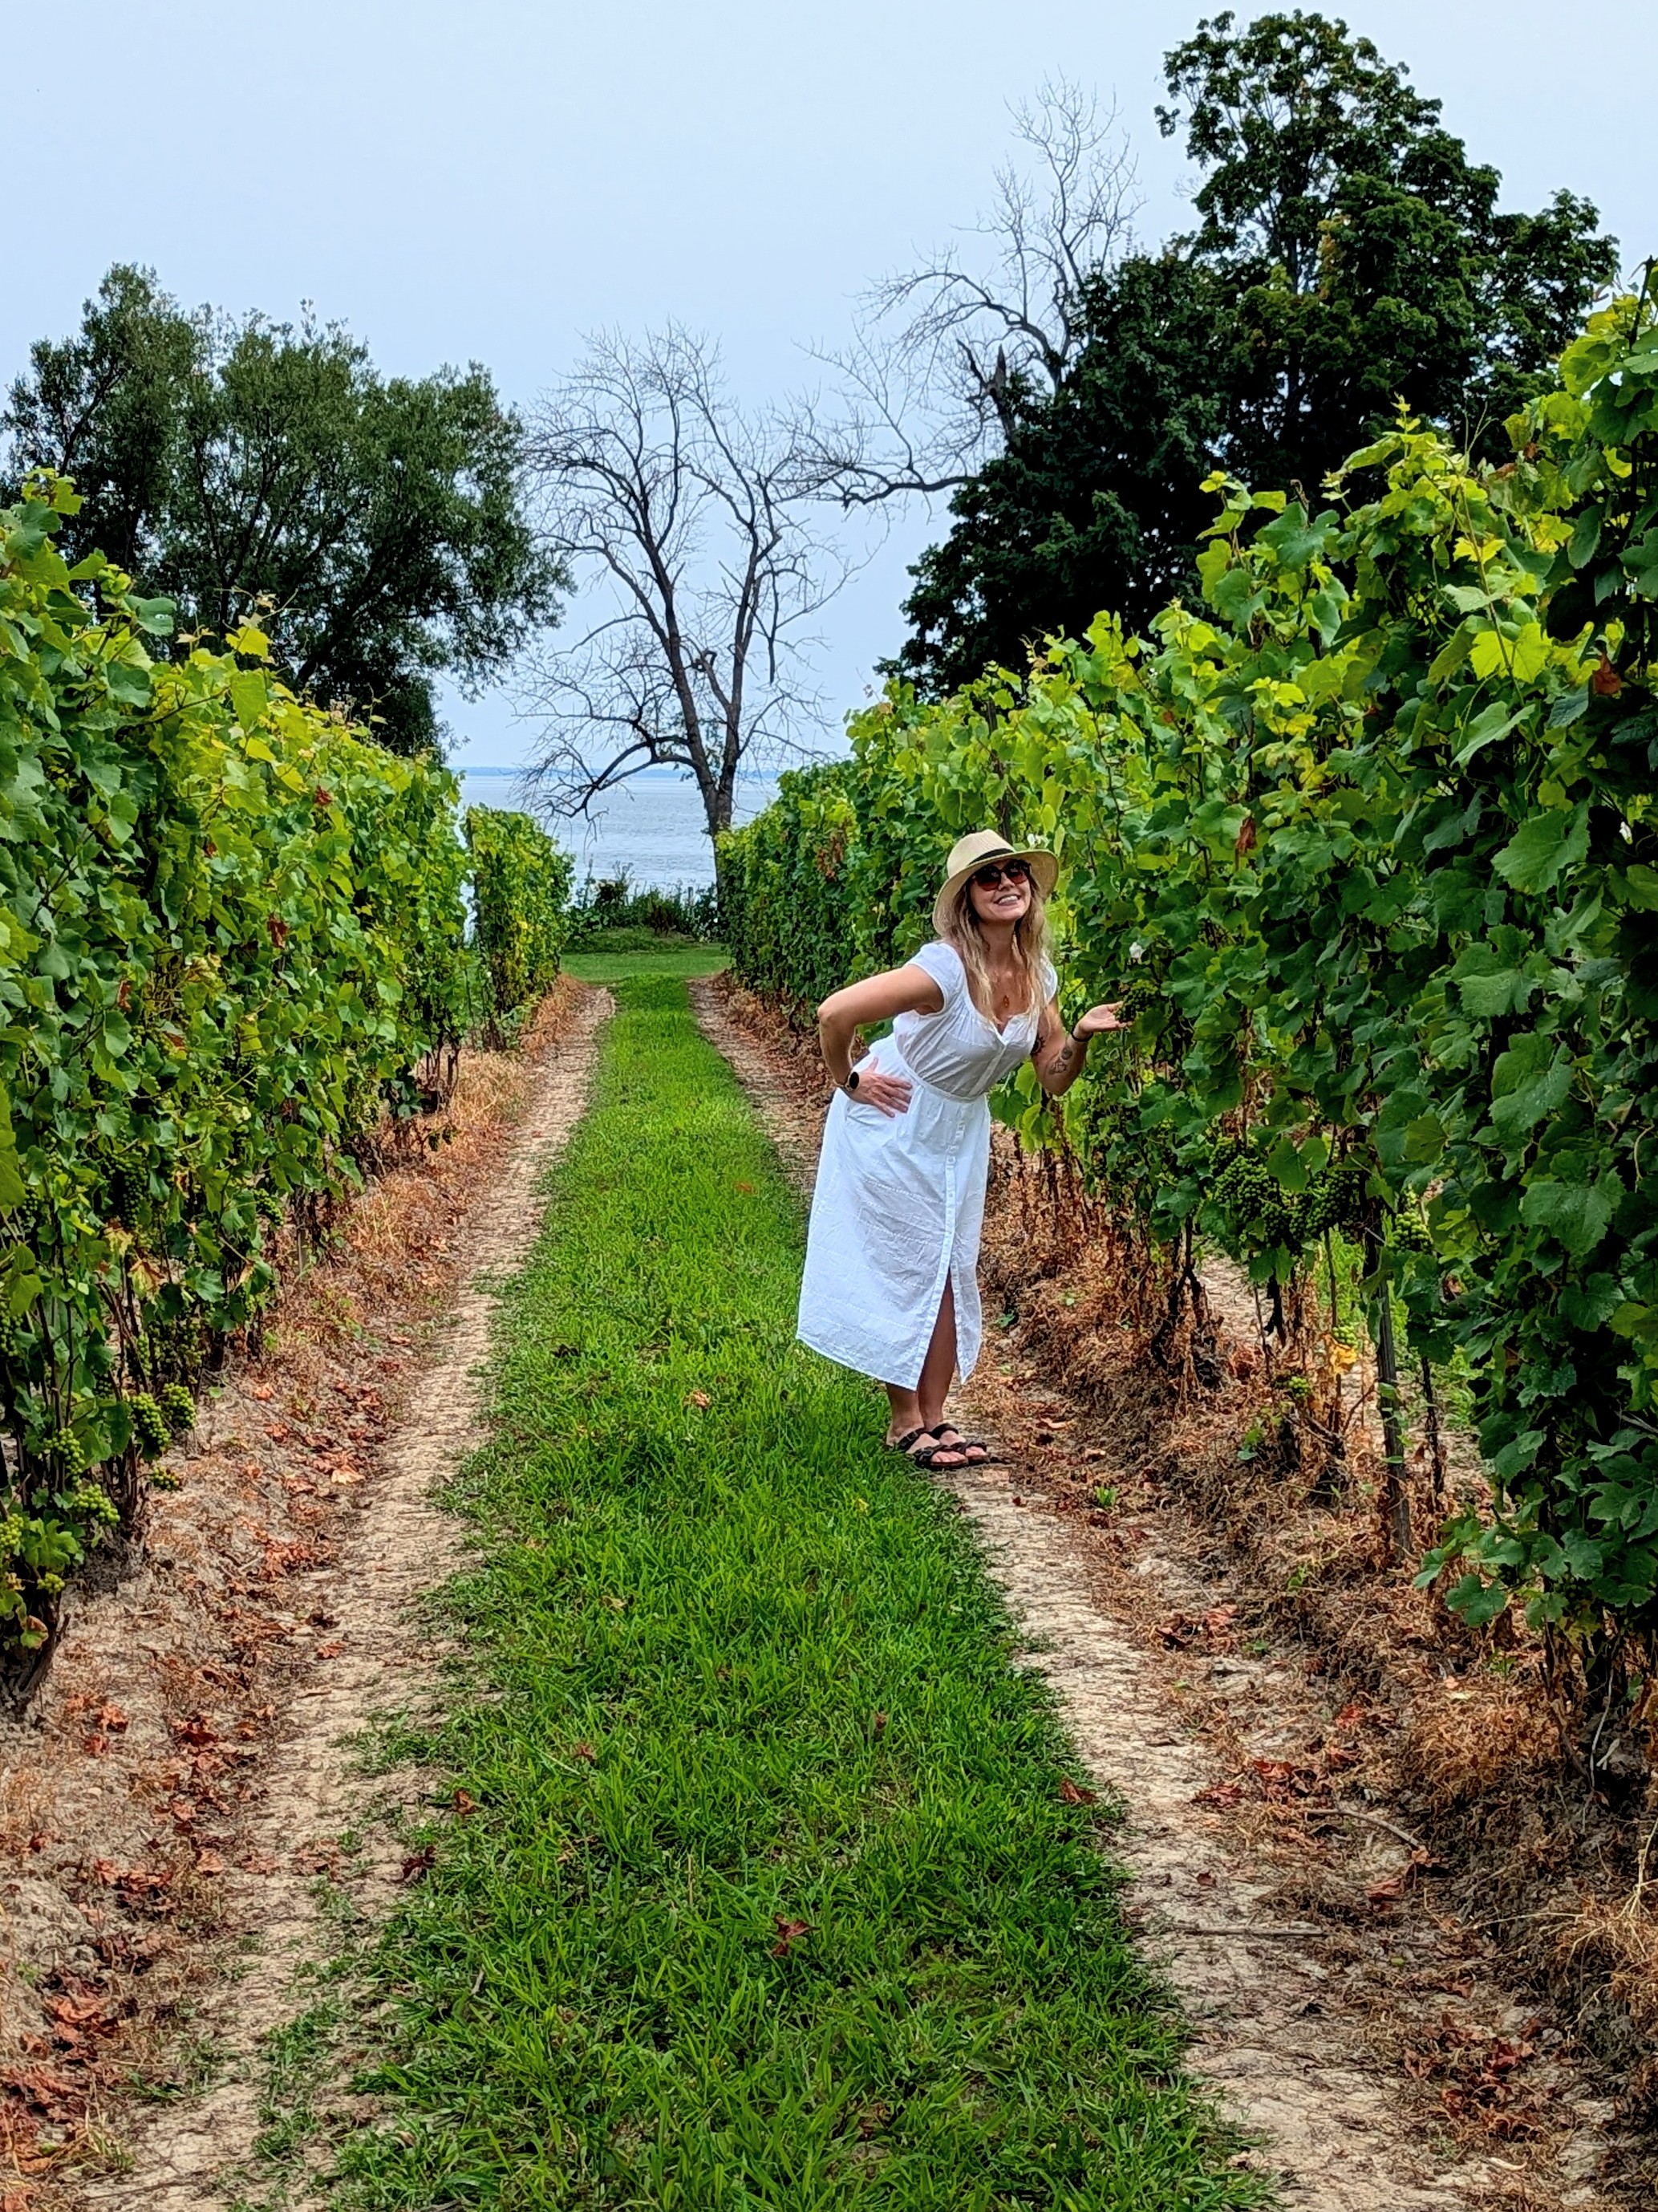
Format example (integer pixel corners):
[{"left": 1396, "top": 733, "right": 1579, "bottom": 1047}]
[
  {"left": 887, "top": 1427, "right": 963, "bottom": 1469},
  {"left": 930, "top": 1424, "right": 995, "bottom": 1465}
]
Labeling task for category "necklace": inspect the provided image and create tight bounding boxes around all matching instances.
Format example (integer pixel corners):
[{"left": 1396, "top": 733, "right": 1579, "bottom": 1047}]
[{"left": 987, "top": 961, "right": 1022, "bottom": 1023}]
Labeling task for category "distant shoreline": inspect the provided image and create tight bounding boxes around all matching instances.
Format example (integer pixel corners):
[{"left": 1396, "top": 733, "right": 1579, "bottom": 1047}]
[
  {"left": 455, "top": 765, "right": 788, "bottom": 780},
  {"left": 455, "top": 765, "right": 781, "bottom": 891}
]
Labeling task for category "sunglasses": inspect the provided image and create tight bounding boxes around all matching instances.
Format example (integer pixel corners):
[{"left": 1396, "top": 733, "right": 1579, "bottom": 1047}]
[{"left": 971, "top": 858, "right": 1032, "bottom": 889}]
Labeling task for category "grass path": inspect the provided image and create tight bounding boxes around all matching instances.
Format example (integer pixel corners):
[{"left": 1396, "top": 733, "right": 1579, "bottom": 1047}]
[
  {"left": 334, "top": 976, "right": 1263, "bottom": 2210},
  {"left": 562, "top": 944, "right": 728, "bottom": 983}
]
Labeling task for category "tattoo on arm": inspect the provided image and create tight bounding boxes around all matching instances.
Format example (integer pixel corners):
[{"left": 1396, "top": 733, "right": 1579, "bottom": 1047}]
[{"left": 1053, "top": 1037, "right": 1077, "bottom": 1075}]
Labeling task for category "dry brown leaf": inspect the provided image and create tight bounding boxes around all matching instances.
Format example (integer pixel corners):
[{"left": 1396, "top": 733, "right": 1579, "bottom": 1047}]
[
  {"left": 771, "top": 1915, "right": 811, "bottom": 1957},
  {"left": 1250, "top": 1756, "right": 1320, "bottom": 1801},
  {"left": 1194, "top": 1780, "right": 1242, "bottom": 1808},
  {"left": 1368, "top": 1848, "right": 1437, "bottom": 1906}
]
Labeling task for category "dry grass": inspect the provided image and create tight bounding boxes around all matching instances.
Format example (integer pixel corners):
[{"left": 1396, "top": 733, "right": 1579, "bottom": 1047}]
[{"left": 976, "top": 1135, "right": 1658, "bottom": 2162}]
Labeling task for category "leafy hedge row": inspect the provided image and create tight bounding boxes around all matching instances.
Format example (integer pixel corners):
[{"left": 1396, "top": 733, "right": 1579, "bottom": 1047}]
[
  {"left": 0, "top": 479, "right": 568, "bottom": 1658},
  {"left": 466, "top": 806, "right": 573, "bottom": 1028},
  {"left": 720, "top": 298, "right": 1658, "bottom": 1661}
]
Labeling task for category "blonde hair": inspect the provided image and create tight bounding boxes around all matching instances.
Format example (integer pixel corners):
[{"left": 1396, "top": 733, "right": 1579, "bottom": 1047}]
[{"left": 943, "top": 872, "right": 1052, "bottom": 1021}]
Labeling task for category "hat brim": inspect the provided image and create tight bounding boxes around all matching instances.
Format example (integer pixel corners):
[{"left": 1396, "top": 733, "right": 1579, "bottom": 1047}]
[{"left": 932, "top": 846, "right": 1058, "bottom": 935}]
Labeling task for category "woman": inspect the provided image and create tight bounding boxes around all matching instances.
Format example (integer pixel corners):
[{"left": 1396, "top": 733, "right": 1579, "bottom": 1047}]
[{"left": 797, "top": 829, "right": 1125, "bottom": 1471}]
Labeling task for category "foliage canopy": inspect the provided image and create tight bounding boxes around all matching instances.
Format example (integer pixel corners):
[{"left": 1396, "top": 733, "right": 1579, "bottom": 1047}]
[
  {"left": 894, "top": 10, "right": 1619, "bottom": 696},
  {"left": 2, "top": 266, "right": 561, "bottom": 754}
]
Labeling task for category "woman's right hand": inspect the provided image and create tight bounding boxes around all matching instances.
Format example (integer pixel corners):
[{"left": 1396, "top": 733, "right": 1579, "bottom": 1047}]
[{"left": 854, "top": 1066, "right": 912, "bottom": 1118}]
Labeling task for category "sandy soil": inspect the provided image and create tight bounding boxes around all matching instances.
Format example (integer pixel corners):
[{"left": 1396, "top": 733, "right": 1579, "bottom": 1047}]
[
  {"left": 0, "top": 987, "right": 609, "bottom": 2212},
  {"left": 689, "top": 972, "right": 1624, "bottom": 2212}
]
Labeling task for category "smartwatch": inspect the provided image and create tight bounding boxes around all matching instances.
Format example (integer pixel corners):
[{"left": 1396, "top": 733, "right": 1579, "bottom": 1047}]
[{"left": 844, "top": 1070, "right": 861, "bottom": 1093}]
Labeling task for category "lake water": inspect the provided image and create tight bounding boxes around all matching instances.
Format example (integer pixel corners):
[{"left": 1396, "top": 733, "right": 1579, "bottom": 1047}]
[{"left": 457, "top": 765, "right": 779, "bottom": 891}]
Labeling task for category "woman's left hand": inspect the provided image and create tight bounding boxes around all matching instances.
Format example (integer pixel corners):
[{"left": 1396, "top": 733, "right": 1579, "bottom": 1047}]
[{"left": 1073, "top": 1002, "right": 1128, "bottom": 1037}]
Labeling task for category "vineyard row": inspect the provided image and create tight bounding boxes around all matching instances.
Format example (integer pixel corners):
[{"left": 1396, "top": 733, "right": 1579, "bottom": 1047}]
[
  {"left": 0, "top": 477, "right": 570, "bottom": 1660},
  {"left": 719, "top": 296, "right": 1658, "bottom": 1701}
]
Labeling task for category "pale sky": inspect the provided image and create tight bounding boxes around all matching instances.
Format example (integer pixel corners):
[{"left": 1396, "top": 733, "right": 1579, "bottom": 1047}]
[{"left": 6, "top": 1, "right": 1652, "bottom": 775}]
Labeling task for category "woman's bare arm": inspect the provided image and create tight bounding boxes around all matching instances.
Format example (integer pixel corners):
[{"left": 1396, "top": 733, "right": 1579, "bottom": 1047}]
[
  {"left": 817, "top": 964, "right": 944, "bottom": 1104},
  {"left": 1032, "top": 995, "right": 1126, "bottom": 1098}
]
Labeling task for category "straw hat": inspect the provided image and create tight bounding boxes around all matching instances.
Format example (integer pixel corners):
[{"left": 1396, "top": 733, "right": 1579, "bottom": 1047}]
[{"left": 932, "top": 829, "right": 1058, "bottom": 935}]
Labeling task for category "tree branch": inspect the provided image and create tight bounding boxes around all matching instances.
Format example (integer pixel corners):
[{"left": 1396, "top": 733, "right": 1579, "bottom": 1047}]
[{"left": 521, "top": 327, "right": 853, "bottom": 843}]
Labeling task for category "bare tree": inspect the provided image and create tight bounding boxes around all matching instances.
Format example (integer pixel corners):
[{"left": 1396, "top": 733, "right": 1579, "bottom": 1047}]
[
  {"left": 802, "top": 79, "right": 1141, "bottom": 508},
  {"left": 521, "top": 327, "right": 849, "bottom": 848}
]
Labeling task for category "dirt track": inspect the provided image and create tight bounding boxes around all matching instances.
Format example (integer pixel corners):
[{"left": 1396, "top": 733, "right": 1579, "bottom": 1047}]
[
  {"left": 32, "top": 992, "right": 610, "bottom": 2211},
  {"left": 0, "top": 972, "right": 1627, "bottom": 2207},
  {"left": 0, "top": 991, "right": 610, "bottom": 2212},
  {"left": 690, "top": 973, "right": 1621, "bottom": 2212}
]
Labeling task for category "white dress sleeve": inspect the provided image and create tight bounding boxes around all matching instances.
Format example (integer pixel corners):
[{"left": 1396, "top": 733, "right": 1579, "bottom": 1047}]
[
  {"left": 1040, "top": 954, "right": 1058, "bottom": 1005},
  {"left": 906, "top": 940, "right": 963, "bottom": 1004}
]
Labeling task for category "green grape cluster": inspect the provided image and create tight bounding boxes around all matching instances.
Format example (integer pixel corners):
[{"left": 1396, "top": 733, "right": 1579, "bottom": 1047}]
[
  {"left": 1389, "top": 1209, "right": 1433, "bottom": 1254},
  {"left": 1208, "top": 1149, "right": 1305, "bottom": 1256},
  {"left": 129, "top": 1393, "right": 170, "bottom": 1458},
  {"left": 107, "top": 1162, "right": 149, "bottom": 1225},
  {"left": 1206, "top": 1145, "right": 1394, "bottom": 1276},
  {"left": 63, "top": 1478, "right": 118, "bottom": 1530},
  {"left": 1302, "top": 1159, "right": 1372, "bottom": 1237},
  {"left": 42, "top": 1430, "right": 87, "bottom": 1478},
  {"left": 160, "top": 1382, "right": 196, "bottom": 1436}
]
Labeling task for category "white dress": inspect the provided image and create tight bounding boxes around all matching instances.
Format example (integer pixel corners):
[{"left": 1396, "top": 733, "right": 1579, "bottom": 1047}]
[{"left": 797, "top": 940, "right": 1055, "bottom": 1390}]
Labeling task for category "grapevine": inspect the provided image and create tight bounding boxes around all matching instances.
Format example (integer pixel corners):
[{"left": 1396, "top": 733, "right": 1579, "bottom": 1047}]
[
  {"left": 721, "top": 293, "right": 1658, "bottom": 1683},
  {"left": 0, "top": 474, "right": 574, "bottom": 1662}
]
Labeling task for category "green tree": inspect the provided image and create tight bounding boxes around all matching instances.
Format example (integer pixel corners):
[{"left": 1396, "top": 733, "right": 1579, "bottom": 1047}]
[
  {"left": 1157, "top": 9, "right": 1619, "bottom": 489},
  {"left": 2, "top": 266, "right": 561, "bottom": 753},
  {"left": 889, "top": 13, "right": 1617, "bottom": 694},
  {"left": 894, "top": 254, "right": 1229, "bottom": 687}
]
